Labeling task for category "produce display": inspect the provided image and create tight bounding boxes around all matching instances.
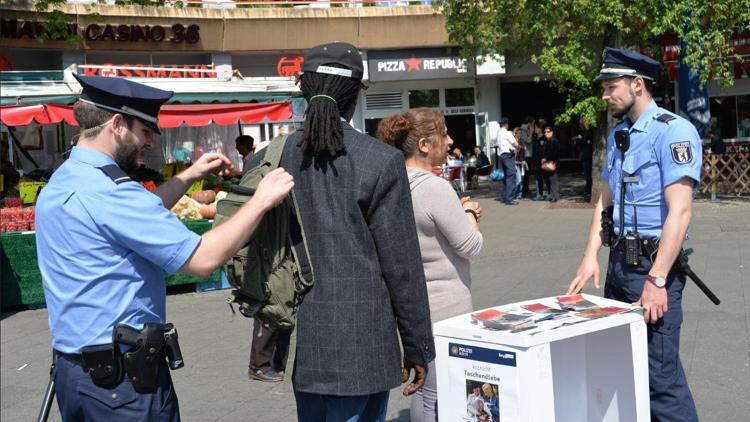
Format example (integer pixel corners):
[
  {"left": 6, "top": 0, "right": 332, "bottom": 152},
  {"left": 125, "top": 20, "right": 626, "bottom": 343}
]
[
  {"left": 171, "top": 195, "right": 203, "bottom": 221},
  {"left": 1, "top": 198, "right": 35, "bottom": 233}
]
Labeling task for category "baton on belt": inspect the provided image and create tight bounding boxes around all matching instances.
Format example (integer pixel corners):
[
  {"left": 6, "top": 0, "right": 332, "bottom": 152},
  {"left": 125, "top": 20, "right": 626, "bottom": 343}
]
[
  {"left": 37, "top": 352, "right": 56, "bottom": 422},
  {"left": 675, "top": 253, "right": 721, "bottom": 305}
]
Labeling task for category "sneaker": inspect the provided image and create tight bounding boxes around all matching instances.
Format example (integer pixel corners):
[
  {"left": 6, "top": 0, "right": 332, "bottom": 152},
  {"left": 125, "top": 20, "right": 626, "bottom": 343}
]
[
  {"left": 504, "top": 200, "right": 519, "bottom": 205},
  {"left": 249, "top": 369, "right": 284, "bottom": 382},
  {"left": 532, "top": 195, "right": 545, "bottom": 201}
]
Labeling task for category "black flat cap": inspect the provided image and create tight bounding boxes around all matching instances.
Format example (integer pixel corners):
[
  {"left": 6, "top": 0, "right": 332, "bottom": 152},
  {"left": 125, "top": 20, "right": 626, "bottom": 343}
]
[
  {"left": 302, "top": 42, "right": 364, "bottom": 80},
  {"left": 73, "top": 74, "right": 173, "bottom": 134},
  {"left": 594, "top": 47, "right": 661, "bottom": 82}
]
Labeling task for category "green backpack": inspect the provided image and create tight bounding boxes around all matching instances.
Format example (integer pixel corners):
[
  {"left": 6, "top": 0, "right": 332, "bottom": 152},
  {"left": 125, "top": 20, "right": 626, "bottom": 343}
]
[{"left": 213, "top": 135, "right": 314, "bottom": 330}]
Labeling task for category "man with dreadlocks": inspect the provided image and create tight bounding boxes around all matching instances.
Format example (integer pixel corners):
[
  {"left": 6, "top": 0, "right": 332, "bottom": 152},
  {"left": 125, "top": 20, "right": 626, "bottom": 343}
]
[{"left": 247, "top": 42, "right": 435, "bottom": 421}]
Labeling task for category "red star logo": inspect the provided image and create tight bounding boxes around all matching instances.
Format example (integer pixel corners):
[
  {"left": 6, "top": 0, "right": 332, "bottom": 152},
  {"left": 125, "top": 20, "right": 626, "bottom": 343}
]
[{"left": 405, "top": 57, "right": 422, "bottom": 72}]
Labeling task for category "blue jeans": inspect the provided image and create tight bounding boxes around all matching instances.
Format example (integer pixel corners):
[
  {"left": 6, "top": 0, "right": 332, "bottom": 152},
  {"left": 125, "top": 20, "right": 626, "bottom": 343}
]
[
  {"left": 499, "top": 154, "right": 516, "bottom": 203},
  {"left": 605, "top": 249, "right": 698, "bottom": 422},
  {"left": 295, "top": 389, "right": 390, "bottom": 422},
  {"left": 54, "top": 355, "right": 180, "bottom": 421}
]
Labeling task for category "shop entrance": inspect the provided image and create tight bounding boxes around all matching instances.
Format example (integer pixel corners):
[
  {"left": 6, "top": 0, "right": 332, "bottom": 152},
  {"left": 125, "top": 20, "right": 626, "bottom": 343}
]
[{"left": 445, "top": 114, "right": 476, "bottom": 156}]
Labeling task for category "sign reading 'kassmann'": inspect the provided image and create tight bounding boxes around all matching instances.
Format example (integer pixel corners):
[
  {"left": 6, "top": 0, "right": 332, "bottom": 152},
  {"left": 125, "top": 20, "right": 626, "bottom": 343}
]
[{"left": 368, "top": 48, "right": 471, "bottom": 82}]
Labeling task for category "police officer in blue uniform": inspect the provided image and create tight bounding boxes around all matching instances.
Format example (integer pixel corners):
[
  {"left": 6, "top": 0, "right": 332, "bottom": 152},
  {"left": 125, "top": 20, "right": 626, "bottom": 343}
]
[
  {"left": 567, "top": 48, "right": 701, "bottom": 421},
  {"left": 36, "top": 74, "right": 294, "bottom": 421}
]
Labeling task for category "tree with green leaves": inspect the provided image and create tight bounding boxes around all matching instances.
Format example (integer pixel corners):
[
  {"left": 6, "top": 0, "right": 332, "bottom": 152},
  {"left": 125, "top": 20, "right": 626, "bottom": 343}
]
[{"left": 435, "top": 0, "right": 749, "bottom": 197}]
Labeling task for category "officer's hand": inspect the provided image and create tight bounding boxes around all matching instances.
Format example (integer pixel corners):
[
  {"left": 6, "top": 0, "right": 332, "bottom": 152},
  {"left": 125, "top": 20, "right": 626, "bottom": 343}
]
[
  {"left": 254, "top": 168, "right": 294, "bottom": 211},
  {"left": 567, "top": 254, "right": 600, "bottom": 295},
  {"left": 633, "top": 281, "right": 668, "bottom": 324},
  {"left": 188, "top": 153, "right": 234, "bottom": 179},
  {"left": 401, "top": 359, "right": 427, "bottom": 397}
]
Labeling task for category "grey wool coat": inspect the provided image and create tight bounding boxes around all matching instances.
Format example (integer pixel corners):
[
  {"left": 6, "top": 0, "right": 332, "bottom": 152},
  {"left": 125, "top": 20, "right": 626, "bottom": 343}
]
[{"left": 251, "top": 122, "right": 436, "bottom": 396}]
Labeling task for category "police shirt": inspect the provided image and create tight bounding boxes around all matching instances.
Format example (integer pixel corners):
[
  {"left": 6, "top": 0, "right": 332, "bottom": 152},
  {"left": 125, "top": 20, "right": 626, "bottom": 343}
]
[
  {"left": 602, "top": 100, "right": 702, "bottom": 238},
  {"left": 36, "top": 147, "right": 201, "bottom": 353}
]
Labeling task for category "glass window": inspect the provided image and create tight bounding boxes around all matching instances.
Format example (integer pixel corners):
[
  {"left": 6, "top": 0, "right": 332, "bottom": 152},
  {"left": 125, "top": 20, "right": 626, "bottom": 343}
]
[
  {"left": 408, "top": 89, "right": 439, "bottom": 108},
  {"left": 710, "top": 96, "right": 737, "bottom": 139},
  {"left": 445, "top": 88, "right": 475, "bottom": 107}
]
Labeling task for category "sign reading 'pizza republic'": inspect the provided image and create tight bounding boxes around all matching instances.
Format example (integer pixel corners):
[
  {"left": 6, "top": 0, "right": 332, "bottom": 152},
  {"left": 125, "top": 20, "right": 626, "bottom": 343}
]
[{"left": 367, "top": 48, "right": 472, "bottom": 82}]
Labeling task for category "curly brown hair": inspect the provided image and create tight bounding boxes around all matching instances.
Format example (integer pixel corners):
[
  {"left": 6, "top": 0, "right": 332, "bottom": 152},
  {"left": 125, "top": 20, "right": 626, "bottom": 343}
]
[{"left": 376, "top": 108, "right": 445, "bottom": 157}]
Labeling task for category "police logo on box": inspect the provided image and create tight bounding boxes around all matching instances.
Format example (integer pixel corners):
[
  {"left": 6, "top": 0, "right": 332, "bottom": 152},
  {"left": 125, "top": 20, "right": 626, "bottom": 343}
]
[
  {"left": 450, "top": 345, "right": 459, "bottom": 356},
  {"left": 670, "top": 141, "right": 693, "bottom": 164}
]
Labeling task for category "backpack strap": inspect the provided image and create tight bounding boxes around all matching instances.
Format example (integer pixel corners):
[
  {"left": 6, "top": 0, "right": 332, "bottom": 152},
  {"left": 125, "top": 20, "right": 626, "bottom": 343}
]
[{"left": 262, "top": 135, "right": 289, "bottom": 169}]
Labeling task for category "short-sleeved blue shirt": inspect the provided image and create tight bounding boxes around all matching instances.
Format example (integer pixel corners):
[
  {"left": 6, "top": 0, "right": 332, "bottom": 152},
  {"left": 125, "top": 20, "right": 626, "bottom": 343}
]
[
  {"left": 602, "top": 100, "right": 702, "bottom": 238},
  {"left": 36, "top": 147, "right": 201, "bottom": 353}
]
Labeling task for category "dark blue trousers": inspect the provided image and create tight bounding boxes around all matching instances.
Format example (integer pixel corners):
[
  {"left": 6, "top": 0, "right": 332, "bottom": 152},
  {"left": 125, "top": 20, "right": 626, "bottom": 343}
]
[
  {"left": 294, "top": 389, "right": 389, "bottom": 422},
  {"left": 604, "top": 249, "right": 698, "bottom": 422},
  {"left": 499, "top": 153, "right": 516, "bottom": 203},
  {"left": 54, "top": 355, "right": 180, "bottom": 421}
]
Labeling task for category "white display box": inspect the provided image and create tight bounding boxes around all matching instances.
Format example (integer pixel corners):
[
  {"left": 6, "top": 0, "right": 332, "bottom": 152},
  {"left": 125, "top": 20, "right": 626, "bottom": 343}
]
[{"left": 434, "top": 294, "right": 649, "bottom": 422}]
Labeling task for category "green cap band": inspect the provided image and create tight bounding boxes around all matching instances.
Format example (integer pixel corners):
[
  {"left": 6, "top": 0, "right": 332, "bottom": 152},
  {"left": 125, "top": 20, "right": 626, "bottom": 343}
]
[{"left": 309, "top": 94, "right": 337, "bottom": 103}]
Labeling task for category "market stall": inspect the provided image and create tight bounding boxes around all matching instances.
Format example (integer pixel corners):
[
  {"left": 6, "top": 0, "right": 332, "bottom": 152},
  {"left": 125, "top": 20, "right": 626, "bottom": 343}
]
[{"left": 0, "top": 99, "right": 294, "bottom": 308}]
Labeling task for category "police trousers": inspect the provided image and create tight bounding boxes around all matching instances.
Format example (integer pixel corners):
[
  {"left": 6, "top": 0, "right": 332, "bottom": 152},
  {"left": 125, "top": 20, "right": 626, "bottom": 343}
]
[
  {"left": 605, "top": 249, "right": 698, "bottom": 422},
  {"left": 54, "top": 353, "right": 180, "bottom": 422}
]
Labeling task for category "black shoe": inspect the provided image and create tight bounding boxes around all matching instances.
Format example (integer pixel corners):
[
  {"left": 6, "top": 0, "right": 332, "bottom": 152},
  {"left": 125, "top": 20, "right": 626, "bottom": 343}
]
[
  {"left": 249, "top": 369, "right": 284, "bottom": 382},
  {"left": 504, "top": 200, "right": 519, "bottom": 205}
]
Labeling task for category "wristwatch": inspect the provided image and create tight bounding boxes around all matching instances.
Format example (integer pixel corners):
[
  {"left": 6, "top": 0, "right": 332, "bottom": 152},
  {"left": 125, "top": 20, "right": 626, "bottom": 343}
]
[{"left": 647, "top": 274, "right": 666, "bottom": 288}]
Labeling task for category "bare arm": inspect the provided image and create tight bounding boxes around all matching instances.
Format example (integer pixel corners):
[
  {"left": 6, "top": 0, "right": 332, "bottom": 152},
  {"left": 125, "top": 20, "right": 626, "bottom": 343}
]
[
  {"left": 634, "top": 177, "right": 694, "bottom": 323},
  {"left": 154, "top": 153, "right": 234, "bottom": 209},
  {"left": 566, "top": 183, "right": 613, "bottom": 294},
  {"left": 650, "top": 178, "right": 693, "bottom": 277},
  {"left": 179, "top": 168, "right": 293, "bottom": 277}
]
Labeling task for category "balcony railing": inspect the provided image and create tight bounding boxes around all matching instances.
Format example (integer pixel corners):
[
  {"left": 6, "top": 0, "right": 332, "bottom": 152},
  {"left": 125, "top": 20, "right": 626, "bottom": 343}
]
[{"left": 65, "top": 0, "right": 434, "bottom": 8}]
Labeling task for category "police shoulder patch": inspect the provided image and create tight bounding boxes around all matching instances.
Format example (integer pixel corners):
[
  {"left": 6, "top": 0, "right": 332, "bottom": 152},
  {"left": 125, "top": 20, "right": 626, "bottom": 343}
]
[
  {"left": 656, "top": 113, "right": 676, "bottom": 123},
  {"left": 670, "top": 141, "right": 693, "bottom": 164}
]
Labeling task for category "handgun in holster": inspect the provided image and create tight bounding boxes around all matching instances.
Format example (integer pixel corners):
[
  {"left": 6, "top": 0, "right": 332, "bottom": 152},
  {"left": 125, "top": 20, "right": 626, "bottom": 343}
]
[
  {"left": 113, "top": 322, "right": 184, "bottom": 393},
  {"left": 600, "top": 205, "right": 615, "bottom": 247}
]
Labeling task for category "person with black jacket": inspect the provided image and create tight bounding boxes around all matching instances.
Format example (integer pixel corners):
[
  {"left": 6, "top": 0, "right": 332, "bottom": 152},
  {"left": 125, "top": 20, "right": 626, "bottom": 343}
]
[
  {"left": 541, "top": 126, "right": 560, "bottom": 202},
  {"left": 573, "top": 116, "right": 594, "bottom": 201}
]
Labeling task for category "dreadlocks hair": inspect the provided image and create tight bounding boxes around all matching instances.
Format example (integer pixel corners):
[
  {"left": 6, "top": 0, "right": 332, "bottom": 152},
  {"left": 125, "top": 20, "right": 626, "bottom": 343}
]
[{"left": 298, "top": 68, "right": 362, "bottom": 157}]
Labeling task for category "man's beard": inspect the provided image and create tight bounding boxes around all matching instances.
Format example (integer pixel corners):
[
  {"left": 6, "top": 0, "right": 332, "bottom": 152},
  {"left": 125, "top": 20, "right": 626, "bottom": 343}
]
[
  {"left": 114, "top": 133, "right": 141, "bottom": 173},
  {"left": 611, "top": 89, "right": 636, "bottom": 119}
]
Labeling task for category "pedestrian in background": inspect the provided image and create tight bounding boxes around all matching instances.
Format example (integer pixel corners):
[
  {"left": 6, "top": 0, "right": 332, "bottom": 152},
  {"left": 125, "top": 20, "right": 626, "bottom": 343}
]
[
  {"left": 378, "top": 108, "right": 484, "bottom": 422},
  {"left": 512, "top": 127, "right": 525, "bottom": 200},
  {"left": 541, "top": 125, "right": 560, "bottom": 202},
  {"left": 520, "top": 116, "right": 535, "bottom": 197},
  {"left": 532, "top": 121, "right": 548, "bottom": 201},
  {"left": 494, "top": 117, "right": 518, "bottom": 205}
]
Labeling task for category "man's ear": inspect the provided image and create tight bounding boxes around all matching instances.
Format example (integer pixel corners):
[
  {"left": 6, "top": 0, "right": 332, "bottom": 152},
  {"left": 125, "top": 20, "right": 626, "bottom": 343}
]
[{"left": 110, "top": 114, "right": 125, "bottom": 136}]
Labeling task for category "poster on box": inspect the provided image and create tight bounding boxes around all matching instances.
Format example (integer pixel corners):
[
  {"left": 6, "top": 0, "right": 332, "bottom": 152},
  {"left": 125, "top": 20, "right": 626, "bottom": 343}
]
[{"left": 443, "top": 341, "right": 519, "bottom": 422}]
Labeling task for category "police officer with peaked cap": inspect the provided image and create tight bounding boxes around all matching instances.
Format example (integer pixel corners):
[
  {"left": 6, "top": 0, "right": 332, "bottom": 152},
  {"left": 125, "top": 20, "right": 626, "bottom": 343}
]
[
  {"left": 567, "top": 48, "right": 701, "bottom": 421},
  {"left": 36, "top": 74, "right": 294, "bottom": 421}
]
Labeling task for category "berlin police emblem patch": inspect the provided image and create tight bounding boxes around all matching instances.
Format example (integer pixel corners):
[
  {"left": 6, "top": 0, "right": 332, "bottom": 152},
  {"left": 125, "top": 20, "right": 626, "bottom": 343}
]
[{"left": 670, "top": 141, "right": 692, "bottom": 164}]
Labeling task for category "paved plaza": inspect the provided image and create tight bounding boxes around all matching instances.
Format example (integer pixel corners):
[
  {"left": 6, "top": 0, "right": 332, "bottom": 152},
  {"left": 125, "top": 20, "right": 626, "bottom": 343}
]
[{"left": 2, "top": 179, "right": 749, "bottom": 421}]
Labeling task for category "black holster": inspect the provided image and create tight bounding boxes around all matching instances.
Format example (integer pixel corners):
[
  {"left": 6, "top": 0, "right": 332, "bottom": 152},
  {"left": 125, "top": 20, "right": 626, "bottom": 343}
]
[
  {"left": 600, "top": 205, "right": 615, "bottom": 247},
  {"left": 114, "top": 322, "right": 182, "bottom": 393},
  {"left": 79, "top": 344, "right": 123, "bottom": 389}
]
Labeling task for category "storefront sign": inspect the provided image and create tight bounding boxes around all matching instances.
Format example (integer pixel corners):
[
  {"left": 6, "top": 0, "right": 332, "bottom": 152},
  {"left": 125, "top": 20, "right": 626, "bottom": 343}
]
[
  {"left": 277, "top": 55, "right": 304, "bottom": 77},
  {"left": 368, "top": 48, "right": 471, "bottom": 82},
  {"left": 0, "top": 18, "right": 199, "bottom": 44},
  {"left": 662, "top": 32, "right": 750, "bottom": 81},
  {"left": 1, "top": 18, "right": 76, "bottom": 40},
  {"left": 82, "top": 64, "right": 216, "bottom": 78},
  {"left": 83, "top": 23, "right": 200, "bottom": 44}
]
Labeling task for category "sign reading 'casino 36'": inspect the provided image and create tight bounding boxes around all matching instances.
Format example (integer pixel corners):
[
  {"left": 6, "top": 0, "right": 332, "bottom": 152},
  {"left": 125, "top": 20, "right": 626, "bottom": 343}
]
[{"left": 367, "top": 48, "right": 472, "bottom": 82}]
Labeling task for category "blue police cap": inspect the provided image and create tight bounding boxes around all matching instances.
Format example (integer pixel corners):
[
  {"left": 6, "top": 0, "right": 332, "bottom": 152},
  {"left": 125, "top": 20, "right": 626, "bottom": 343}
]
[
  {"left": 594, "top": 47, "right": 660, "bottom": 82},
  {"left": 73, "top": 74, "right": 173, "bottom": 134}
]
